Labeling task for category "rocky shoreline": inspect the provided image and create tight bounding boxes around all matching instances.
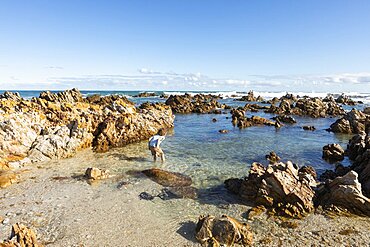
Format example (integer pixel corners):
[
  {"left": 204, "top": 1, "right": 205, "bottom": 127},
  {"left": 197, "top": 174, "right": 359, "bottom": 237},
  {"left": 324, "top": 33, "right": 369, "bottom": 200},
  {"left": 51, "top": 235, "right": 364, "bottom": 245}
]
[{"left": 1, "top": 90, "right": 369, "bottom": 246}]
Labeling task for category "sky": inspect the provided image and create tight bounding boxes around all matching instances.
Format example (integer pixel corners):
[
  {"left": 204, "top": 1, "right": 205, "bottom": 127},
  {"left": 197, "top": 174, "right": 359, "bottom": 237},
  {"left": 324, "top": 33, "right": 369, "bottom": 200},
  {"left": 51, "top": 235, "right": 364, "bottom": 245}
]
[{"left": 1, "top": 0, "right": 370, "bottom": 92}]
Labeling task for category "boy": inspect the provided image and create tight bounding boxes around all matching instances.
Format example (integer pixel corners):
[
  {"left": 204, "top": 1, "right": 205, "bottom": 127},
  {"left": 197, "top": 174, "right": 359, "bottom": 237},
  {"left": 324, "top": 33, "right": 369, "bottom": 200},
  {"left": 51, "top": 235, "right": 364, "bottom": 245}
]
[{"left": 148, "top": 128, "right": 167, "bottom": 162}]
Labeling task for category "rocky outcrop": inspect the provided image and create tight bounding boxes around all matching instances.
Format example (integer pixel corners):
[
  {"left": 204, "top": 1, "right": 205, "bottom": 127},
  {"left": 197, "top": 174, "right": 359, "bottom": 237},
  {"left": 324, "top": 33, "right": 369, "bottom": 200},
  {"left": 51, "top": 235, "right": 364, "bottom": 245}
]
[
  {"left": 346, "top": 131, "right": 370, "bottom": 196},
  {"left": 236, "top": 91, "right": 263, "bottom": 102},
  {"left": 322, "top": 144, "right": 345, "bottom": 162},
  {"left": 195, "top": 215, "right": 253, "bottom": 246},
  {"left": 133, "top": 92, "right": 157, "bottom": 97},
  {"left": 265, "top": 96, "right": 345, "bottom": 118},
  {"left": 0, "top": 91, "right": 22, "bottom": 101},
  {"left": 335, "top": 94, "right": 356, "bottom": 105},
  {"left": 273, "top": 115, "right": 297, "bottom": 124},
  {"left": 329, "top": 109, "right": 368, "bottom": 134},
  {"left": 165, "top": 94, "right": 227, "bottom": 114},
  {"left": 315, "top": 171, "right": 370, "bottom": 216},
  {"left": 225, "top": 161, "right": 315, "bottom": 218},
  {"left": 142, "top": 168, "right": 192, "bottom": 187},
  {"left": 0, "top": 223, "right": 43, "bottom": 246},
  {"left": 0, "top": 89, "right": 174, "bottom": 169},
  {"left": 231, "top": 109, "right": 277, "bottom": 129}
]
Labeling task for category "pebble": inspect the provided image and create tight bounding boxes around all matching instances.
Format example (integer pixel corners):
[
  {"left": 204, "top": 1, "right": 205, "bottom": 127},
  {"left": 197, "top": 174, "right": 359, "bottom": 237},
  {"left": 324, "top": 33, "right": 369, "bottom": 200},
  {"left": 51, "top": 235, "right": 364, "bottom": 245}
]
[{"left": 2, "top": 218, "right": 10, "bottom": 225}]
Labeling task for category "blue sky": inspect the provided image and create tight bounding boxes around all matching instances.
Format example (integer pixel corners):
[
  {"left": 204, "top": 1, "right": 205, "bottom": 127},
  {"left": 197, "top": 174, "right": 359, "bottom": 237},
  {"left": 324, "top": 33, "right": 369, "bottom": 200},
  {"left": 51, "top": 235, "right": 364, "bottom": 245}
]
[{"left": 1, "top": 0, "right": 370, "bottom": 92}]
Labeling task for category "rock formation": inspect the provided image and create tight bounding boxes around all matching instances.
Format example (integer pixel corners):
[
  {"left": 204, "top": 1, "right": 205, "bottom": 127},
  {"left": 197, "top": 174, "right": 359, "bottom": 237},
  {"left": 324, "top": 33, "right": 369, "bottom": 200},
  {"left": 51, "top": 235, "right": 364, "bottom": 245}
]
[
  {"left": 195, "top": 215, "right": 253, "bottom": 246},
  {"left": 231, "top": 109, "right": 276, "bottom": 129},
  {"left": 329, "top": 109, "right": 368, "bottom": 134},
  {"left": 322, "top": 144, "right": 345, "bottom": 162},
  {"left": 0, "top": 89, "right": 174, "bottom": 170},
  {"left": 165, "top": 94, "right": 228, "bottom": 114},
  {"left": 346, "top": 131, "right": 370, "bottom": 196},
  {"left": 142, "top": 168, "right": 192, "bottom": 187},
  {"left": 236, "top": 91, "right": 263, "bottom": 102},
  {"left": 315, "top": 171, "right": 370, "bottom": 216},
  {"left": 0, "top": 223, "right": 43, "bottom": 247},
  {"left": 225, "top": 161, "right": 315, "bottom": 218},
  {"left": 85, "top": 167, "right": 110, "bottom": 180}
]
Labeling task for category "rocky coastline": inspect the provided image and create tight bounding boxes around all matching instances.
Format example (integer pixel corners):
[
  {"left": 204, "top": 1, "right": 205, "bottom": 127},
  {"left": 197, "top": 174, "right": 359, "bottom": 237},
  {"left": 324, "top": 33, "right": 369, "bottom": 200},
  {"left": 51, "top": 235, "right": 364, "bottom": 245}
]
[{"left": 1, "top": 90, "right": 369, "bottom": 246}]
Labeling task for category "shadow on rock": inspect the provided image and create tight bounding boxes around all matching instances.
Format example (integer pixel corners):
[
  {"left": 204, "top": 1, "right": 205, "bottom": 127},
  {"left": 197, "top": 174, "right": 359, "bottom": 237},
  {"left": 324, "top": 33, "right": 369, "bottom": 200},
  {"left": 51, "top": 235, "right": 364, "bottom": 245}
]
[{"left": 176, "top": 221, "right": 198, "bottom": 243}]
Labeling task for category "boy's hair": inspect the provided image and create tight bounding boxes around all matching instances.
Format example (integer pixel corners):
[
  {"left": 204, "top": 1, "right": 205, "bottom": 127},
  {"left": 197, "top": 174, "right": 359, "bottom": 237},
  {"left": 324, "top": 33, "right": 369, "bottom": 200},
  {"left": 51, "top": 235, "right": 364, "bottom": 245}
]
[{"left": 157, "top": 128, "right": 167, "bottom": 136}]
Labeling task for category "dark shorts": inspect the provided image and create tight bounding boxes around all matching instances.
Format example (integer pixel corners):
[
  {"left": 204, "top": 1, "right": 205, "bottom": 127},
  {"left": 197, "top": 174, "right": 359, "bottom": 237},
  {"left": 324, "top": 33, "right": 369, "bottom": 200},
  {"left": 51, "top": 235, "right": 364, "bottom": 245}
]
[{"left": 150, "top": 146, "right": 163, "bottom": 156}]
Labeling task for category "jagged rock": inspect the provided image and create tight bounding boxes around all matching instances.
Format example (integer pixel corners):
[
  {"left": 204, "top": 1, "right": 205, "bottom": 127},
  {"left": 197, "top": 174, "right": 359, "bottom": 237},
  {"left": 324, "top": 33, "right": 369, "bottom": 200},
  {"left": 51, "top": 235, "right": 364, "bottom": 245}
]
[
  {"left": 39, "top": 88, "right": 83, "bottom": 103},
  {"left": 273, "top": 115, "right": 297, "bottom": 124},
  {"left": 265, "top": 96, "right": 345, "bottom": 118},
  {"left": 0, "top": 223, "right": 43, "bottom": 246},
  {"left": 336, "top": 94, "right": 356, "bottom": 105},
  {"left": 346, "top": 131, "right": 370, "bottom": 196},
  {"left": 225, "top": 161, "right": 315, "bottom": 218},
  {"left": 322, "top": 144, "right": 345, "bottom": 162},
  {"left": 302, "top": 125, "right": 316, "bottom": 131},
  {"left": 165, "top": 94, "right": 226, "bottom": 114},
  {"left": 0, "top": 91, "right": 22, "bottom": 101},
  {"left": 315, "top": 171, "right": 370, "bottom": 216},
  {"left": 329, "top": 109, "right": 368, "bottom": 134},
  {"left": 265, "top": 151, "right": 280, "bottom": 164},
  {"left": 85, "top": 167, "right": 110, "bottom": 180},
  {"left": 319, "top": 164, "right": 351, "bottom": 181},
  {"left": 237, "top": 91, "right": 263, "bottom": 102},
  {"left": 195, "top": 215, "right": 253, "bottom": 247},
  {"left": 142, "top": 168, "right": 192, "bottom": 187},
  {"left": 231, "top": 109, "right": 276, "bottom": 129}
]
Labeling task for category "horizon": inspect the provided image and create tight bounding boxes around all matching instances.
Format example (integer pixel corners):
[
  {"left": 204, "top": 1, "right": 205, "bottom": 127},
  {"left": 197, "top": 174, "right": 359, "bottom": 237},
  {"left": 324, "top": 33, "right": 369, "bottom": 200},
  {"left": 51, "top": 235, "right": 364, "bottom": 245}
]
[{"left": 1, "top": 0, "right": 370, "bottom": 92}]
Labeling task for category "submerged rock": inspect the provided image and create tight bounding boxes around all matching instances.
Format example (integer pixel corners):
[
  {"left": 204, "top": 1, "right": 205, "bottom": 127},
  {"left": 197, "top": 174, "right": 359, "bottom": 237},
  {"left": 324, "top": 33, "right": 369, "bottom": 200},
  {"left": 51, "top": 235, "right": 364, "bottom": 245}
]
[
  {"left": 303, "top": 125, "right": 316, "bottom": 131},
  {"left": 0, "top": 223, "right": 43, "bottom": 247},
  {"left": 315, "top": 171, "right": 370, "bottom": 216},
  {"left": 322, "top": 144, "right": 345, "bottom": 162},
  {"left": 195, "top": 215, "right": 253, "bottom": 247},
  {"left": 225, "top": 161, "right": 315, "bottom": 218},
  {"left": 265, "top": 151, "right": 281, "bottom": 164},
  {"left": 142, "top": 168, "right": 192, "bottom": 187}
]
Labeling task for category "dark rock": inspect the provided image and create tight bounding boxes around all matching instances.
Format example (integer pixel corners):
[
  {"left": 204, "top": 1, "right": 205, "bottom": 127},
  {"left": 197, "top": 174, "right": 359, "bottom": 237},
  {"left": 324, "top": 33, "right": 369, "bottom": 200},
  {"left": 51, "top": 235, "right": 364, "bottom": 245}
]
[
  {"left": 218, "top": 129, "right": 229, "bottom": 134},
  {"left": 322, "top": 144, "right": 345, "bottom": 162},
  {"left": 133, "top": 92, "right": 157, "bottom": 97},
  {"left": 142, "top": 168, "right": 192, "bottom": 187},
  {"left": 273, "top": 115, "right": 297, "bottom": 124},
  {"left": 265, "top": 151, "right": 280, "bottom": 164},
  {"left": 139, "top": 192, "right": 155, "bottom": 200},
  {"left": 303, "top": 125, "right": 316, "bottom": 131},
  {"left": 329, "top": 109, "right": 368, "bottom": 134}
]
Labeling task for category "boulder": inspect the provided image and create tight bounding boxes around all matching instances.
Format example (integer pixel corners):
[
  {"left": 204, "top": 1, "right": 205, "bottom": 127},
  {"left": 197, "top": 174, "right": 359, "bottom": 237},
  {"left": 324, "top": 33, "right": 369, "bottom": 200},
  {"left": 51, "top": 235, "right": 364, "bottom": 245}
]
[
  {"left": 329, "top": 109, "right": 368, "bottom": 134},
  {"left": 265, "top": 151, "right": 280, "bottom": 164},
  {"left": 225, "top": 161, "right": 314, "bottom": 218},
  {"left": 195, "top": 215, "right": 253, "bottom": 246},
  {"left": 273, "top": 115, "right": 297, "bottom": 124},
  {"left": 142, "top": 168, "right": 192, "bottom": 187},
  {"left": 322, "top": 144, "right": 345, "bottom": 162},
  {"left": 346, "top": 131, "right": 370, "bottom": 196},
  {"left": 315, "top": 171, "right": 370, "bottom": 216},
  {"left": 225, "top": 161, "right": 315, "bottom": 218},
  {"left": 85, "top": 167, "right": 110, "bottom": 180}
]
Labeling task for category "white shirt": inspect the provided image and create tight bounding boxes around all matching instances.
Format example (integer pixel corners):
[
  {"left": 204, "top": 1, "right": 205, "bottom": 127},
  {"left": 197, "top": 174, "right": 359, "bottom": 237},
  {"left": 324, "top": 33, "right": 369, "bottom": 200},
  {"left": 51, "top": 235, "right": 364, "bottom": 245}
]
[{"left": 148, "top": 135, "right": 165, "bottom": 147}]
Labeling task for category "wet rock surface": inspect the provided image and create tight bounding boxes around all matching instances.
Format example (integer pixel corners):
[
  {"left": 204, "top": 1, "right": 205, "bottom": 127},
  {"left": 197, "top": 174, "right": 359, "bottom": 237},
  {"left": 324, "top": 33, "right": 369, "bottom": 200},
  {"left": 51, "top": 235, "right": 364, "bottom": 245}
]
[
  {"left": 231, "top": 109, "right": 277, "bottom": 129},
  {"left": 195, "top": 214, "right": 253, "bottom": 246},
  {"left": 142, "top": 168, "right": 192, "bottom": 187},
  {"left": 0, "top": 89, "right": 174, "bottom": 170}
]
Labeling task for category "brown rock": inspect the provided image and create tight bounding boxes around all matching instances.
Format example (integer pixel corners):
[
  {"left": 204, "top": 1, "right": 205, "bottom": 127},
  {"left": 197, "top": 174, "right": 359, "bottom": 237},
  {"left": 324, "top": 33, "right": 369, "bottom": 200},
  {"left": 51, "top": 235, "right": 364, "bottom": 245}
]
[
  {"left": 85, "top": 167, "right": 110, "bottom": 180},
  {"left": 265, "top": 151, "right": 280, "bottom": 164},
  {"left": 0, "top": 223, "right": 43, "bottom": 246},
  {"left": 322, "top": 144, "right": 345, "bottom": 162},
  {"left": 142, "top": 168, "right": 192, "bottom": 187},
  {"left": 329, "top": 109, "right": 367, "bottom": 134},
  {"left": 0, "top": 171, "right": 18, "bottom": 188},
  {"left": 315, "top": 171, "right": 370, "bottom": 216},
  {"left": 225, "top": 161, "right": 315, "bottom": 218},
  {"left": 195, "top": 215, "right": 253, "bottom": 246}
]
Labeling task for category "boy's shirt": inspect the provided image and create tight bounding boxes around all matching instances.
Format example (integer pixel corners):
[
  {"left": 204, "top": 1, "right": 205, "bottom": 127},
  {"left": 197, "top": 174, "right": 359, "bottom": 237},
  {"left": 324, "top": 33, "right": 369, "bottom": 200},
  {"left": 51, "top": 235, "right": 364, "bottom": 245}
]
[{"left": 149, "top": 135, "right": 165, "bottom": 148}]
